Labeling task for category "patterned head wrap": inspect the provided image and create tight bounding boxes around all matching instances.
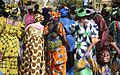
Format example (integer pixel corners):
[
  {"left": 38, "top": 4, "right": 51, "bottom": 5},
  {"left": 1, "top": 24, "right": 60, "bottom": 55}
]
[
  {"left": 34, "top": 14, "right": 44, "bottom": 22},
  {"left": 5, "top": 4, "right": 20, "bottom": 20},
  {"left": 50, "top": 11, "right": 61, "bottom": 20},
  {"left": 86, "top": 8, "right": 95, "bottom": 16}
]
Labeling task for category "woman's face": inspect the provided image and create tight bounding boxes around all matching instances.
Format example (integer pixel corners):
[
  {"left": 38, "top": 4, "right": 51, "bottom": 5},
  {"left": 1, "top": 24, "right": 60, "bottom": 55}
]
[{"left": 99, "top": 51, "right": 111, "bottom": 63}]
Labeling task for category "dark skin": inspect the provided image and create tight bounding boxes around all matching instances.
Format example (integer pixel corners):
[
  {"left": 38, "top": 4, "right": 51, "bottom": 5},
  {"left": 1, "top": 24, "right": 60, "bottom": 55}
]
[
  {"left": 28, "top": 8, "right": 33, "bottom": 15},
  {"left": 33, "top": 4, "right": 40, "bottom": 14},
  {"left": 110, "top": 42, "right": 120, "bottom": 55}
]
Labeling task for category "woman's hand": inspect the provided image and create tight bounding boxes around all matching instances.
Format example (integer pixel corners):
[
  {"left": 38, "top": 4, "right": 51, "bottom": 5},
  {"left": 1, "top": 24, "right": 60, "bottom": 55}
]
[
  {"left": 110, "top": 42, "right": 116, "bottom": 47},
  {"left": 110, "top": 42, "right": 120, "bottom": 55},
  {"left": 91, "top": 37, "right": 100, "bottom": 44},
  {"left": 87, "top": 38, "right": 100, "bottom": 53},
  {"left": 92, "top": 38, "right": 100, "bottom": 45}
]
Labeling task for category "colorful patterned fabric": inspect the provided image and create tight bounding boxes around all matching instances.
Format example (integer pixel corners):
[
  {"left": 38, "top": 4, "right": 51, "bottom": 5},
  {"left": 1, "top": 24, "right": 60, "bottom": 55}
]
[
  {"left": 78, "top": 52, "right": 120, "bottom": 75},
  {"left": 0, "top": 57, "right": 18, "bottom": 75},
  {"left": 59, "top": 17, "right": 75, "bottom": 73},
  {"left": 59, "top": 18, "right": 75, "bottom": 52},
  {"left": 19, "top": 23, "right": 46, "bottom": 75},
  {"left": 69, "top": 20, "right": 98, "bottom": 75},
  {"left": 69, "top": 21, "right": 98, "bottom": 59},
  {"left": 74, "top": 59, "right": 93, "bottom": 75},
  {"left": 44, "top": 23, "right": 67, "bottom": 75},
  {"left": 0, "top": 17, "right": 25, "bottom": 75},
  {"left": 76, "top": 53, "right": 112, "bottom": 75},
  {"left": 109, "top": 21, "right": 120, "bottom": 48},
  {"left": 109, "top": 21, "right": 120, "bottom": 74}
]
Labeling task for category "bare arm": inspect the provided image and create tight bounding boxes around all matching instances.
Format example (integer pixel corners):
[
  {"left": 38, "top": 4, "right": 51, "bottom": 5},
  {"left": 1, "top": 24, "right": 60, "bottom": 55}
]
[
  {"left": 87, "top": 37, "right": 100, "bottom": 53},
  {"left": 61, "top": 34, "right": 70, "bottom": 51},
  {"left": 110, "top": 42, "right": 120, "bottom": 55}
]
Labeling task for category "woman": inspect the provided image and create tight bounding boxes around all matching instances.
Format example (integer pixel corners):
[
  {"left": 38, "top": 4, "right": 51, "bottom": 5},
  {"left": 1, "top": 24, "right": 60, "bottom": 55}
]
[
  {"left": 44, "top": 11, "right": 69, "bottom": 75},
  {"left": 19, "top": 14, "right": 46, "bottom": 75},
  {"left": 24, "top": 5, "right": 34, "bottom": 27},
  {"left": 0, "top": 5, "right": 24, "bottom": 75},
  {"left": 59, "top": 7, "right": 75, "bottom": 75},
  {"left": 69, "top": 8, "right": 98, "bottom": 75},
  {"left": 75, "top": 40, "right": 120, "bottom": 75}
]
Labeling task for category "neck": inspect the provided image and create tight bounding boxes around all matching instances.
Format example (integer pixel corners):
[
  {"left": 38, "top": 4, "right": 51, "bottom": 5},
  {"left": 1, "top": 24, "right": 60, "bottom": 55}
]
[{"left": 79, "top": 19, "right": 85, "bottom": 26}]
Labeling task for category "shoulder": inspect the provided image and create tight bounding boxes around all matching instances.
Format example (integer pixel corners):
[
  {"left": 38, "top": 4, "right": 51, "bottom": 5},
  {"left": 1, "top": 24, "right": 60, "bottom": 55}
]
[{"left": 0, "top": 17, "right": 6, "bottom": 22}]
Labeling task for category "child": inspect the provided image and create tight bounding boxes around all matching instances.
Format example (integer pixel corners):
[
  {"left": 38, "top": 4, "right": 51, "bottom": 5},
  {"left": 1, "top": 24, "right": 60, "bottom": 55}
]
[{"left": 75, "top": 41, "right": 120, "bottom": 75}]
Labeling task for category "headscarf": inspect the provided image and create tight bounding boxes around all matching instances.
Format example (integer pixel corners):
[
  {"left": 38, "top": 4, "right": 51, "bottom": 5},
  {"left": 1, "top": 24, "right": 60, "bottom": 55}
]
[
  {"left": 34, "top": 14, "right": 44, "bottom": 22},
  {"left": 85, "top": 8, "right": 95, "bottom": 16},
  {"left": 76, "top": 8, "right": 86, "bottom": 18},
  {"left": 5, "top": 4, "right": 20, "bottom": 20},
  {"left": 59, "top": 7, "right": 69, "bottom": 17},
  {"left": 50, "top": 11, "right": 61, "bottom": 20}
]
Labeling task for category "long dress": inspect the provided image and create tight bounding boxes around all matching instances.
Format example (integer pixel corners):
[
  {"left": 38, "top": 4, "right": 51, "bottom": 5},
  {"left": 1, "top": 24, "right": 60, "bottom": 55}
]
[
  {"left": 19, "top": 22, "right": 46, "bottom": 75},
  {"left": 0, "top": 17, "right": 25, "bottom": 75},
  {"left": 59, "top": 17, "right": 75, "bottom": 74},
  {"left": 69, "top": 21, "right": 98, "bottom": 75},
  {"left": 44, "top": 22, "right": 67, "bottom": 75}
]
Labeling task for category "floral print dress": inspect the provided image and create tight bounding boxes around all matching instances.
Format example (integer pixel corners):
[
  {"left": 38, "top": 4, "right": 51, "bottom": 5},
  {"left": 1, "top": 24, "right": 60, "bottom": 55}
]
[
  {"left": 69, "top": 21, "right": 98, "bottom": 59},
  {"left": 69, "top": 21, "right": 98, "bottom": 75}
]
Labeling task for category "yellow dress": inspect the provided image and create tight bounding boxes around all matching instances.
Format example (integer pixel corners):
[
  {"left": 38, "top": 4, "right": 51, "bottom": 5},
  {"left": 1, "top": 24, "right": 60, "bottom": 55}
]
[{"left": 0, "top": 17, "right": 25, "bottom": 75}]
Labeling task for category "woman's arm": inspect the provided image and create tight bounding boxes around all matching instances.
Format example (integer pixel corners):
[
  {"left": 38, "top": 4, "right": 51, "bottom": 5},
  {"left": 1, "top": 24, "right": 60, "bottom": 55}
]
[
  {"left": 58, "top": 23, "right": 70, "bottom": 51},
  {"left": 87, "top": 37, "right": 100, "bottom": 53},
  {"left": 110, "top": 42, "right": 120, "bottom": 55},
  {"left": 75, "top": 37, "right": 100, "bottom": 71},
  {"left": 62, "top": 35, "right": 70, "bottom": 50}
]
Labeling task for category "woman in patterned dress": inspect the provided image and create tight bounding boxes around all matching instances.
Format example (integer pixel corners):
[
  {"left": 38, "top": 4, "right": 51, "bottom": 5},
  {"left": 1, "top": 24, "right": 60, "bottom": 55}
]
[
  {"left": 0, "top": 5, "right": 25, "bottom": 75},
  {"left": 75, "top": 40, "right": 120, "bottom": 75},
  {"left": 19, "top": 14, "right": 46, "bottom": 75},
  {"left": 44, "top": 11, "right": 69, "bottom": 75},
  {"left": 69, "top": 8, "right": 98, "bottom": 75}
]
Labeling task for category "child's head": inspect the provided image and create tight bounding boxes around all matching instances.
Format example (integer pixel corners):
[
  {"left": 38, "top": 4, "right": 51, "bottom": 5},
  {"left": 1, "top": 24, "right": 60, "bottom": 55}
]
[{"left": 97, "top": 49, "right": 111, "bottom": 65}]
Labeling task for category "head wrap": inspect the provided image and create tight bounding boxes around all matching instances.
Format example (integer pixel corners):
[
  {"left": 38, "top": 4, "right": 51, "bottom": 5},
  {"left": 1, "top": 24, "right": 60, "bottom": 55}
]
[
  {"left": 86, "top": 8, "right": 95, "bottom": 16},
  {"left": 76, "top": 8, "right": 86, "bottom": 17},
  {"left": 5, "top": 4, "right": 20, "bottom": 20},
  {"left": 59, "top": 8, "right": 69, "bottom": 17},
  {"left": 34, "top": 14, "right": 44, "bottom": 22},
  {"left": 50, "top": 11, "right": 61, "bottom": 20}
]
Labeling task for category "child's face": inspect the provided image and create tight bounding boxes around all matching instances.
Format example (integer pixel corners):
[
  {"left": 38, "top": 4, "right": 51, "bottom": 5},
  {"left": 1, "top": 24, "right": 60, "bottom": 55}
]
[{"left": 100, "top": 51, "right": 110, "bottom": 63}]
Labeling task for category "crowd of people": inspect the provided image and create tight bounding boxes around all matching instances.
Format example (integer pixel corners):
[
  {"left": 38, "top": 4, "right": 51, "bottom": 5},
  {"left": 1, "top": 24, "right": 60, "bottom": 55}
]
[{"left": 0, "top": 0, "right": 120, "bottom": 75}]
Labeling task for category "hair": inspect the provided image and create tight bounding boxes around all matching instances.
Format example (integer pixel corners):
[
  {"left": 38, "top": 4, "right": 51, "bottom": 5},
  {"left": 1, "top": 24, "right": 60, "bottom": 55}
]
[
  {"left": 34, "top": 4, "right": 39, "bottom": 9},
  {"left": 96, "top": 49, "right": 111, "bottom": 66},
  {"left": 103, "top": 4, "right": 107, "bottom": 8}
]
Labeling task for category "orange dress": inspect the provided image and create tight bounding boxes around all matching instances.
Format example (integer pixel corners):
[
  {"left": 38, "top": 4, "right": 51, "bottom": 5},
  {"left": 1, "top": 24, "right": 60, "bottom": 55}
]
[{"left": 44, "top": 23, "right": 67, "bottom": 75}]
